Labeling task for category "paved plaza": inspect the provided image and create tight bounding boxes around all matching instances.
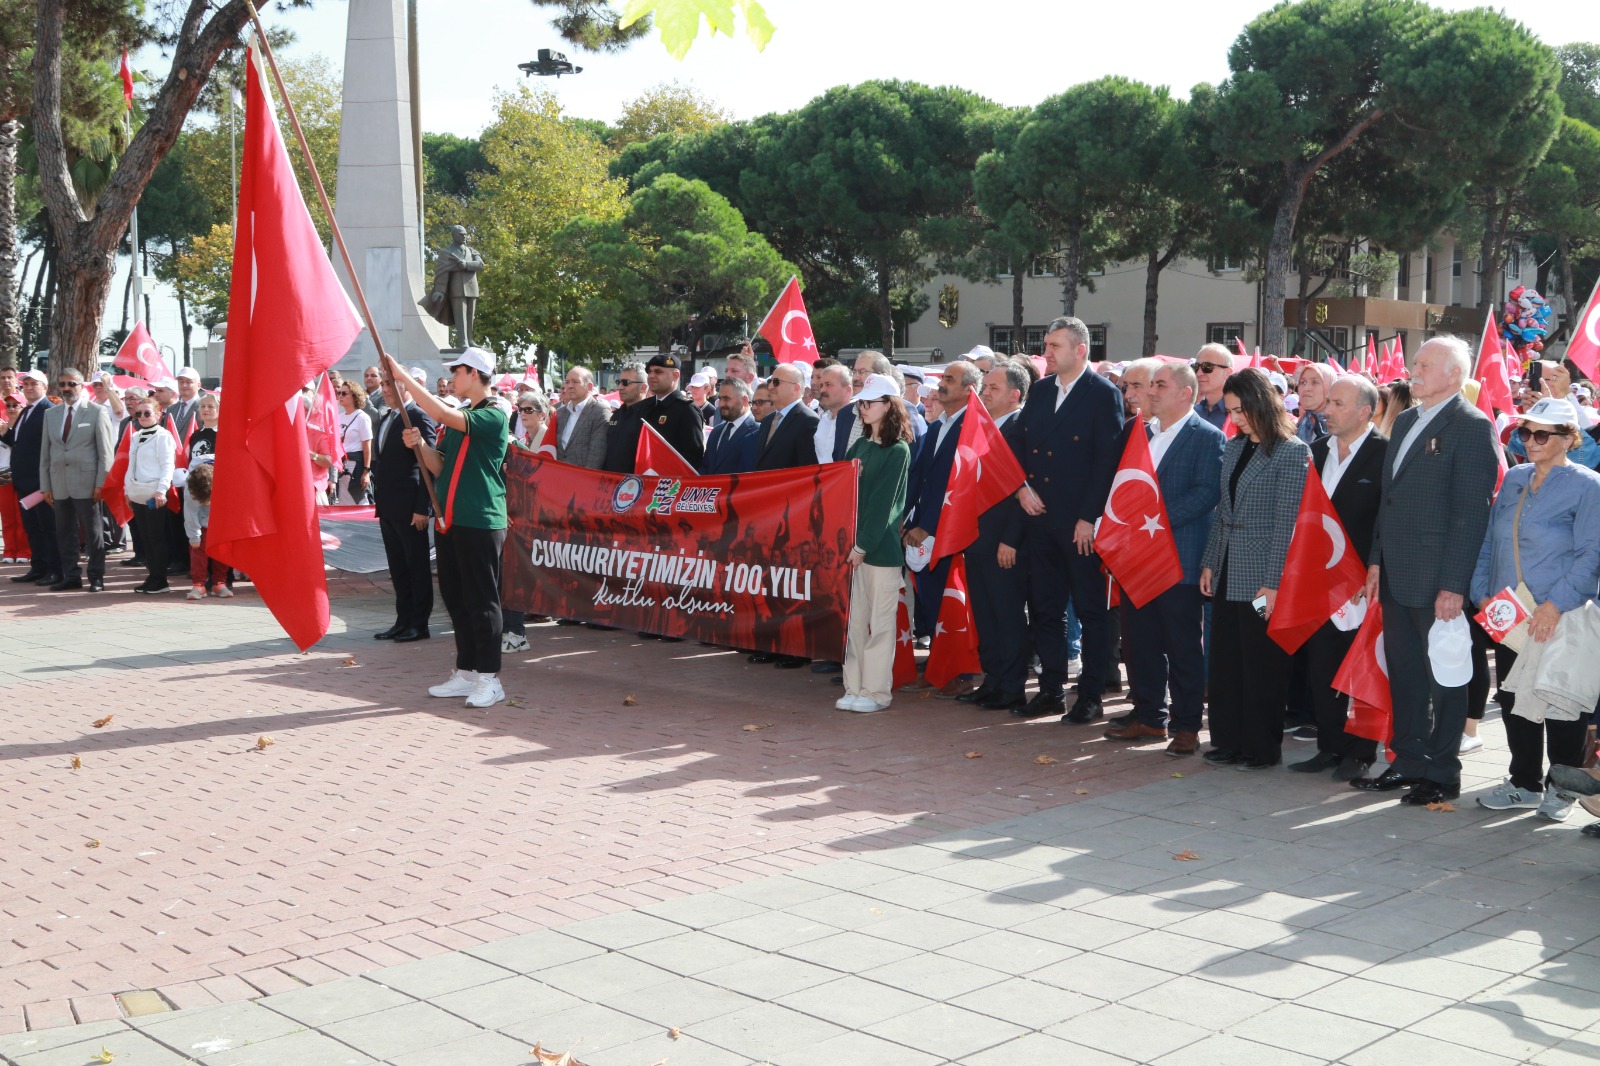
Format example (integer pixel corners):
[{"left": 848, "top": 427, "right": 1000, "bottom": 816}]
[{"left": 4, "top": 566, "right": 1600, "bottom": 1065}]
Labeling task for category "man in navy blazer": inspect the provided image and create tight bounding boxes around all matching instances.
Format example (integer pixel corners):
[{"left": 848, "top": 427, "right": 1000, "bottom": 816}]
[
  {"left": 371, "top": 375, "right": 438, "bottom": 642},
  {"left": 903, "top": 363, "right": 980, "bottom": 644},
  {"left": 701, "top": 379, "right": 760, "bottom": 474},
  {"left": 2, "top": 371, "right": 61, "bottom": 584},
  {"left": 1009, "top": 317, "right": 1125, "bottom": 723},
  {"left": 1104, "top": 362, "right": 1224, "bottom": 755},
  {"left": 752, "top": 364, "right": 819, "bottom": 473}
]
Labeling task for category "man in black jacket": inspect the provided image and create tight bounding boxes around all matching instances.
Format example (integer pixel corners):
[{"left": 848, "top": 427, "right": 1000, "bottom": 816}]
[
  {"left": 371, "top": 372, "right": 439, "bottom": 642},
  {"left": 752, "top": 364, "right": 820, "bottom": 472},
  {"left": 637, "top": 353, "right": 707, "bottom": 468},
  {"left": 600, "top": 362, "right": 650, "bottom": 474}
]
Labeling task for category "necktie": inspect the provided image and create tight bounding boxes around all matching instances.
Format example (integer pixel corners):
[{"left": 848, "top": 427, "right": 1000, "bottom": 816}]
[
  {"left": 766, "top": 410, "right": 782, "bottom": 445},
  {"left": 61, "top": 404, "right": 73, "bottom": 443}
]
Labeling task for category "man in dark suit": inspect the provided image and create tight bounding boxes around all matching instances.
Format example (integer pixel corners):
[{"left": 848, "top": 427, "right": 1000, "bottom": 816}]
[
  {"left": 702, "top": 379, "right": 760, "bottom": 474},
  {"left": 371, "top": 373, "right": 439, "bottom": 642},
  {"left": 601, "top": 362, "right": 650, "bottom": 474},
  {"left": 1291, "top": 376, "right": 1387, "bottom": 781},
  {"left": 752, "top": 363, "right": 819, "bottom": 472},
  {"left": 811, "top": 365, "right": 858, "bottom": 464},
  {"left": 903, "top": 362, "right": 979, "bottom": 654},
  {"left": 1010, "top": 317, "right": 1125, "bottom": 723},
  {"left": 1104, "top": 362, "right": 1225, "bottom": 755},
  {"left": 958, "top": 359, "right": 1032, "bottom": 710},
  {"left": 637, "top": 353, "right": 707, "bottom": 468},
  {"left": 1357, "top": 337, "right": 1500, "bottom": 806},
  {"left": 3, "top": 370, "right": 60, "bottom": 584}
]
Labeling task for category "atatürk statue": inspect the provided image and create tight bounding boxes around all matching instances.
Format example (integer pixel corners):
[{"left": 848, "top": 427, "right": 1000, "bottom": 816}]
[{"left": 420, "top": 224, "right": 484, "bottom": 348}]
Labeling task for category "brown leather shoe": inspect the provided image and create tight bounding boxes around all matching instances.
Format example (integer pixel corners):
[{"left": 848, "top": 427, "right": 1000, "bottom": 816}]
[
  {"left": 933, "top": 677, "right": 978, "bottom": 699},
  {"left": 1103, "top": 720, "right": 1168, "bottom": 742},
  {"left": 1165, "top": 731, "right": 1200, "bottom": 756}
]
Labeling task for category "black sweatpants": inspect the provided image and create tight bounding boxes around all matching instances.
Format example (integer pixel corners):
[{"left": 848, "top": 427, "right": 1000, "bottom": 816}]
[
  {"left": 1492, "top": 645, "right": 1590, "bottom": 793},
  {"left": 436, "top": 525, "right": 504, "bottom": 674}
]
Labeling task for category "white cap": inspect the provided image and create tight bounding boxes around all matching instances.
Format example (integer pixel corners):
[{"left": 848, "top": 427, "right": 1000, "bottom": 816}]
[
  {"left": 1521, "top": 396, "right": 1578, "bottom": 427},
  {"left": 176, "top": 367, "right": 201, "bottom": 381},
  {"left": 791, "top": 361, "right": 813, "bottom": 386},
  {"left": 408, "top": 366, "right": 427, "bottom": 384},
  {"left": 1267, "top": 371, "right": 1288, "bottom": 394},
  {"left": 963, "top": 344, "right": 995, "bottom": 360},
  {"left": 1428, "top": 615, "right": 1473, "bottom": 688},
  {"left": 855, "top": 373, "right": 899, "bottom": 403},
  {"left": 444, "top": 347, "right": 495, "bottom": 376},
  {"left": 21, "top": 369, "right": 47, "bottom": 385},
  {"left": 688, "top": 370, "right": 714, "bottom": 388},
  {"left": 151, "top": 377, "right": 179, "bottom": 393}
]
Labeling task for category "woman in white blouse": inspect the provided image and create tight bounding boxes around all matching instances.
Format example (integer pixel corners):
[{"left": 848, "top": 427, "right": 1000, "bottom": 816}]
[{"left": 336, "top": 380, "right": 374, "bottom": 504}]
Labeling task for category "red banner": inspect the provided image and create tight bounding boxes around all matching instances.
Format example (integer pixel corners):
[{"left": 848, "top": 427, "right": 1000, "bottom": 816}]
[{"left": 502, "top": 454, "right": 858, "bottom": 658}]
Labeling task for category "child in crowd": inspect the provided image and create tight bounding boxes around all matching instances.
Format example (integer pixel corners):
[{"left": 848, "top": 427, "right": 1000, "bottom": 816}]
[
  {"left": 182, "top": 461, "right": 231, "bottom": 599},
  {"left": 124, "top": 399, "right": 177, "bottom": 594}
]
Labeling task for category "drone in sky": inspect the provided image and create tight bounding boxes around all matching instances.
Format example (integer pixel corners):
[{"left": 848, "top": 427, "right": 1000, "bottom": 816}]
[{"left": 518, "top": 49, "right": 583, "bottom": 77}]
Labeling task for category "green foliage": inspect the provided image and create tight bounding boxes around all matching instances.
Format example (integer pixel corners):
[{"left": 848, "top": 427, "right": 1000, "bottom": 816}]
[
  {"left": 528, "top": 0, "right": 654, "bottom": 54},
  {"left": 1556, "top": 44, "right": 1600, "bottom": 129},
  {"left": 618, "top": 0, "right": 774, "bottom": 61},
  {"left": 421, "top": 132, "right": 488, "bottom": 200},
  {"left": 612, "top": 81, "right": 730, "bottom": 149},
  {"left": 173, "top": 223, "right": 234, "bottom": 329}
]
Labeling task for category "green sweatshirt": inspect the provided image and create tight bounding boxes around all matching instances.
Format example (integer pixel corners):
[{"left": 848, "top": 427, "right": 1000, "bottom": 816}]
[{"left": 847, "top": 435, "right": 910, "bottom": 567}]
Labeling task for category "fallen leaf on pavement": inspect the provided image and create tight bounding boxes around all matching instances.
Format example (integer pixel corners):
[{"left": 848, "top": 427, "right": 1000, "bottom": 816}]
[
  {"left": 742, "top": 723, "right": 772, "bottom": 732},
  {"left": 1073, "top": 788, "right": 1089, "bottom": 795},
  {"left": 623, "top": 694, "right": 638, "bottom": 706},
  {"left": 92, "top": 1047, "right": 114, "bottom": 1064},
  {"left": 255, "top": 736, "right": 274, "bottom": 751},
  {"left": 342, "top": 657, "right": 357, "bottom": 667},
  {"left": 1522, "top": 859, "right": 1538, "bottom": 865},
  {"left": 668, "top": 1026, "right": 681, "bottom": 1039},
  {"left": 86, "top": 839, "right": 102, "bottom": 849},
  {"left": 527, "top": 1043, "right": 586, "bottom": 1065},
  {"left": 507, "top": 697, "right": 526, "bottom": 708},
  {"left": 964, "top": 751, "right": 983, "bottom": 759},
  {"left": 1172, "top": 772, "right": 1185, "bottom": 778},
  {"left": 1173, "top": 850, "right": 1201, "bottom": 861},
  {"left": 1034, "top": 754, "right": 1057, "bottom": 765},
  {"left": 93, "top": 715, "right": 113, "bottom": 729},
  {"left": 71, "top": 756, "right": 82, "bottom": 770},
  {"left": 1424, "top": 801, "right": 1457, "bottom": 812}
]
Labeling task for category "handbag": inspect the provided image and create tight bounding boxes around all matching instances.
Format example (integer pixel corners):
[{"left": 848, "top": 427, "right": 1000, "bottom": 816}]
[{"left": 1499, "top": 481, "right": 1538, "bottom": 653}]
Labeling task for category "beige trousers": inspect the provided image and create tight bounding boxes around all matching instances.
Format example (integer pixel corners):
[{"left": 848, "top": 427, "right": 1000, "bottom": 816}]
[{"left": 844, "top": 562, "right": 900, "bottom": 704}]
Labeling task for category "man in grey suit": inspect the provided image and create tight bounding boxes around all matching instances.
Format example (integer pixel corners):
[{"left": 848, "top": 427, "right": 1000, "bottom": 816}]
[
  {"left": 1356, "top": 337, "right": 1500, "bottom": 806},
  {"left": 39, "top": 368, "right": 116, "bottom": 591},
  {"left": 555, "top": 367, "right": 611, "bottom": 469}
]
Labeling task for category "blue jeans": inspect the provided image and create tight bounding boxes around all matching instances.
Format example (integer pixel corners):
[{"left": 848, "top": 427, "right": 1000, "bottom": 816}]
[{"left": 1067, "top": 601, "right": 1082, "bottom": 660}]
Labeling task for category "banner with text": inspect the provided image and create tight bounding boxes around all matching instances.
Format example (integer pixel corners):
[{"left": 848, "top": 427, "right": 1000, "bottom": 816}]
[{"left": 502, "top": 455, "right": 857, "bottom": 658}]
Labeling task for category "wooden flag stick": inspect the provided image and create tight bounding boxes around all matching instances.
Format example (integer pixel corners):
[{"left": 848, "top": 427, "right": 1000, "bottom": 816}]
[{"left": 242, "top": 0, "right": 441, "bottom": 518}]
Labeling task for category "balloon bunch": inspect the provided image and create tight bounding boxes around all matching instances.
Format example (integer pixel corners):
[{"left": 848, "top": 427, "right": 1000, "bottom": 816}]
[{"left": 1500, "top": 285, "right": 1554, "bottom": 372}]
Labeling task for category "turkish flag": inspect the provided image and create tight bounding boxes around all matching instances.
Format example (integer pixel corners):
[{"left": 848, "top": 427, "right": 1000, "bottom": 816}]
[
  {"left": 1094, "top": 424, "right": 1182, "bottom": 608},
  {"left": 924, "top": 556, "right": 982, "bottom": 688},
  {"left": 1332, "top": 600, "right": 1392, "bottom": 745},
  {"left": 755, "top": 275, "right": 818, "bottom": 364},
  {"left": 1268, "top": 467, "right": 1369, "bottom": 653},
  {"left": 1365, "top": 334, "right": 1378, "bottom": 376},
  {"left": 208, "top": 45, "right": 362, "bottom": 652},
  {"left": 536, "top": 410, "right": 559, "bottom": 459},
  {"left": 929, "top": 393, "right": 1025, "bottom": 563},
  {"left": 101, "top": 413, "right": 184, "bottom": 527},
  {"left": 113, "top": 321, "right": 173, "bottom": 383},
  {"left": 1475, "top": 309, "right": 1514, "bottom": 415},
  {"left": 1234, "top": 336, "right": 1249, "bottom": 365},
  {"left": 1566, "top": 273, "right": 1600, "bottom": 382},
  {"left": 1222, "top": 416, "right": 1237, "bottom": 439},
  {"left": 118, "top": 49, "right": 134, "bottom": 110},
  {"left": 893, "top": 584, "right": 917, "bottom": 690},
  {"left": 305, "top": 373, "right": 342, "bottom": 496},
  {"left": 635, "top": 420, "right": 696, "bottom": 478}
]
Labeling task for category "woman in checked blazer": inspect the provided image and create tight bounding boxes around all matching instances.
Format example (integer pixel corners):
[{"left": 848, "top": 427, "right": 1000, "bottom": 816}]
[{"left": 1199, "top": 370, "right": 1311, "bottom": 770}]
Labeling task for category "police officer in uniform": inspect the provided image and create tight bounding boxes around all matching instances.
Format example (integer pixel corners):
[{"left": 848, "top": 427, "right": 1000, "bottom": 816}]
[{"left": 637, "top": 352, "right": 707, "bottom": 469}]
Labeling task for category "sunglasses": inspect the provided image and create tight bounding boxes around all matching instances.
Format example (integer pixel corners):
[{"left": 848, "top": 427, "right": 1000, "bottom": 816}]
[
  {"left": 336, "top": 390, "right": 350, "bottom": 396},
  {"left": 136, "top": 411, "right": 158, "bottom": 419},
  {"left": 57, "top": 381, "right": 79, "bottom": 389},
  {"left": 1516, "top": 426, "right": 1571, "bottom": 445},
  {"left": 616, "top": 379, "right": 643, "bottom": 387},
  {"left": 752, "top": 399, "right": 772, "bottom": 406},
  {"left": 518, "top": 406, "right": 539, "bottom": 415},
  {"left": 1193, "top": 362, "right": 1229, "bottom": 374}
]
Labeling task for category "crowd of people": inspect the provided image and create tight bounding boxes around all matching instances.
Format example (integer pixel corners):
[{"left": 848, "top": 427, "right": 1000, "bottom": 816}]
[{"left": 6, "top": 316, "right": 1600, "bottom": 834}]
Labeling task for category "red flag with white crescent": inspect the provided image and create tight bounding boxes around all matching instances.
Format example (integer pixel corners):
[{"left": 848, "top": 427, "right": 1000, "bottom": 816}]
[
  {"left": 1333, "top": 601, "right": 1392, "bottom": 744},
  {"left": 923, "top": 555, "right": 982, "bottom": 688},
  {"left": 1267, "top": 467, "right": 1368, "bottom": 653},
  {"left": 1365, "top": 334, "right": 1378, "bottom": 376},
  {"left": 930, "top": 392, "right": 1025, "bottom": 563},
  {"left": 119, "top": 49, "right": 134, "bottom": 110},
  {"left": 1566, "top": 272, "right": 1600, "bottom": 382},
  {"left": 536, "top": 410, "right": 559, "bottom": 459},
  {"left": 1475, "top": 308, "right": 1514, "bottom": 415},
  {"left": 112, "top": 321, "right": 173, "bottom": 383},
  {"left": 893, "top": 582, "right": 917, "bottom": 690},
  {"left": 756, "top": 276, "right": 818, "bottom": 364},
  {"left": 1093, "top": 423, "right": 1182, "bottom": 608},
  {"left": 635, "top": 419, "right": 696, "bottom": 478}
]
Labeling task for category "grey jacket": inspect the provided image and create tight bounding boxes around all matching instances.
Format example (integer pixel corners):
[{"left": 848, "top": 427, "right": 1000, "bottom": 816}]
[
  {"left": 557, "top": 395, "right": 613, "bottom": 470},
  {"left": 1372, "top": 394, "right": 1499, "bottom": 609},
  {"left": 39, "top": 400, "right": 115, "bottom": 500},
  {"left": 1201, "top": 433, "right": 1310, "bottom": 601}
]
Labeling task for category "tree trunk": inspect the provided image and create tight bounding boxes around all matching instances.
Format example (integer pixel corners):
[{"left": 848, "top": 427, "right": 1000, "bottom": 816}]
[
  {"left": 1262, "top": 183, "right": 1305, "bottom": 358},
  {"left": 176, "top": 279, "right": 192, "bottom": 367},
  {"left": 1059, "top": 219, "right": 1082, "bottom": 317},
  {"left": 1010, "top": 268, "right": 1024, "bottom": 351},
  {"left": 50, "top": 247, "right": 117, "bottom": 375},
  {"left": 39, "top": 253, "right": 58, "bottom": 356},
  {"left": 22, "top": 235, "right": 52, "bottom": 365},
  {"left": 0, "top": 116, "right": 18, "bottom": 368},
  {"left": 1477, "top": 196, "right": 1511, "bottom": 311},
  {"left": 1140, "top": 245, "right": 1182, "bottom": 357},
  {"left": 1559, "top": 234, "right": 1576, "bottom": 346},
  {"left": 875, "top": 260, "right": 894, "bottom": 357}
]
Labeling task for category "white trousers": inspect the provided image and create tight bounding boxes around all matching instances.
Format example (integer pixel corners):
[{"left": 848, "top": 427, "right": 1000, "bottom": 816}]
[{"left": 844, "top": 562, "right": 900, "bottom": 704}]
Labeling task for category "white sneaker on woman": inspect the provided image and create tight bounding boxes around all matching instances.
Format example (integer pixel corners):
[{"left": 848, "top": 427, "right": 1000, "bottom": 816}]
[
  {"left": 501, "top": 632, "right": 530, "bottom": 653},
  {"left": 843, "top": 696, "right": 890, "bottom": 713},
  {"left": 429, "top": 669, "right": 478, "bottom": 698},
  {"left": 465, "top": 675, "right": 506, "bottom": 708},
  {"left": 1459, "top": 734, "right": 1483, "bottom": 755},
  {"left": 1538, "top": 784, "right": 1575, "bottom": 822}
]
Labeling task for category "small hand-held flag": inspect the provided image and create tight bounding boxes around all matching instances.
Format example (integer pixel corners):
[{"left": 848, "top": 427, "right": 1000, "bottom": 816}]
[
  {"left": 118, "top": 49, "right": 134, "bottom": 110},
  {"left": 923, "top": 556, "right": 982, "bottom": 688},
  {"left": 112, "top": 321, "right": 173, "bottom": 384},
  {"left": 1333, "top": 601, "right": 1392, "bottom": 745},
  {"left": 635, "top": 420, "right": 696, "bottom": 478},
  {"left": 1566, "top": 272, "right": 1600, "bottom": 382},
  {"left": 756, "top": 276, "right": 817, "bottom": 364},
  {"left": 208, "top": 43, "right": 362, "bottom": 652},
  {"left": 1094, "top": 423, "right": 1182, "bottom": 607},
  {"left": 929, "top": 390, "right": 1025, "bottom": 563},
  {"left": 1268, "top": 467, "right": 1369, "bottom": 653},
  {"left": 1474, "top": 308, "right": 1514, "bottom": 416},
  {"left": 893, "top": 584, "right": 917, "bottom": 690}
]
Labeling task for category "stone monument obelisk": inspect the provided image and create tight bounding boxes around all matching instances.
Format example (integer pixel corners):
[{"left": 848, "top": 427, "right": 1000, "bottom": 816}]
[{"left": 331, "top": 0, "right": 446, "bottom": 370}]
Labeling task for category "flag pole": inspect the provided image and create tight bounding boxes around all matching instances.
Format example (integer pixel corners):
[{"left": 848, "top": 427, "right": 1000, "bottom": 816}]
[{"left": 242, "top": 1, "right": 441, "bottom": 518}]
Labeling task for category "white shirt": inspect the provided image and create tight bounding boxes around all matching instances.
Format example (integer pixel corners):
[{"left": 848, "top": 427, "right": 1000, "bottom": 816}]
[
  {"left": 1321, "top": 425, "right": 1374, "bottom": 497},
  {"left": 1391, "top": 396, "right": 1450, "bottom": 471},
  {"left": 1148, "top": 409, "right": 1194, "bottom": 469},
  {"left": 339, "top": 408, "right": 373, "bottom": 460},
  {"left": 1053, "top": 368, "right": 1086, "bottom": 412},
  {"left": 814, "top": 405, "right": 842, "bottom": 464},
  {"left": 927, "top": 410, "right": 960, "bottom": 455},
  {"left": 559, "top": 400, "right": 583, "bottom": 449}
]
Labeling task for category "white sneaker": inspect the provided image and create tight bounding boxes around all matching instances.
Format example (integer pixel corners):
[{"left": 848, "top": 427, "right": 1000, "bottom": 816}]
[
  {"left": 1067, "top": 657, "right": 1083, "bottom": 676},
  {"left": 1538, "top": 784, "right": 1575, "bottom": 822},
  {"left": 465, "top": 675, "right": 506, "bottom": 709},
  {"left": 1459, "top": 734, "right": 1484, "bottom": 755},
  {"left": 428, "top": 669, "right": 478, "bottom": 698},
  {"left": 835, "top": 695, "right": 862, "bottom": 711},
  {"left": 501, "top": 632, "right": 530, "bottom": 653},
  {"left": 211, "top": 586, "right": 234, "bottom": 599},
  {"left": 844, "top": 696, "right": 890, "bottom": 714},
  {"left": 185, "top": 586, "right": 206, "bottom": 601},
  {"left": 1477, "top": 778, "right": 1542, "bottom": 810}
]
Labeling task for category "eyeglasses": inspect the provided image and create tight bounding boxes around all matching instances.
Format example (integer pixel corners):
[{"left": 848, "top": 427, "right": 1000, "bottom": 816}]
[
  {"left": 336, "top": 390, "right": 350, "bottom": 396},
  {"left": 136, "top": 411, "right": 157, "bottom": 419},
  {"left": 1193, "top": 362, "right": 1229, "bottom": 374},
  {"left": 616, "top": 379, "right": 643, "bottom": 387},
  {"left": 752, "top": 399, "right": 772, "bottom": 407},
  {"left": 57, "top": 381, "right": 79, "bottom": 389},
  {"left": 1516, "top": 426, "right": 1571, "bottom": 445},
  {"left": 518, "top": 406, "right": 539, "bottom": 415}
]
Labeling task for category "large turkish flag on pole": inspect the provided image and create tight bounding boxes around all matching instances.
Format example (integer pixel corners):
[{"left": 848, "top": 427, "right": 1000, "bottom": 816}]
[
  {"left": 112, "top": 321, "right": 173, "bottom": 383},
  {"left": 756, "top": 275, "right": 818, "bottom": 364},
  {"left": 1268, "top": 467, "right": 1369, "bottom": 653},
  {"left": 209, "top": 45, "right": 362, "bottom": 652},
  {"left": 1474, "top": 308, "right": 1514, "bottom": 416},
  {"left": 929, "top": 393, "right": 1025, "bottom": 563},
  {"left": 1094, "top": 424, "right": 1182, "bottom": 608},
  {"left": 1566, "top": 273, "right": 1600, "bottom": 382},
  {"left": 635, "top": 420, "right": 697, "bottom": 478}
]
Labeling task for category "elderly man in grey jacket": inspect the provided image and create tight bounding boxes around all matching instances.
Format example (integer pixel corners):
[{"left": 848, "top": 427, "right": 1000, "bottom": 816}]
[
  {"left": 555, "top": 367, "right": 612, "bottom": 469},
  {"left": 39, "top": 368, "right": 116, "bottom": 591}
]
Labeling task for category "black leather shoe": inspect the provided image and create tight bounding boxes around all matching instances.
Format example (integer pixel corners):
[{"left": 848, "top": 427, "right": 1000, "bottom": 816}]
[
  {"left": 1012, "top": 691, "right": 1066, "bottom": 718},
  {"left": 1106, "top": 711, "right": 1134, "bottom": 727},
  {"left": 49, "top": 577, "right": 83, "bottom": 591},
  {"left": 375, "top": 624, "right": 404, "bottom": 640},
  {"left": 747, "top": 653, "right": 778, "bottom": 664},
  {"left": 1235, "top": 756, "right": 1281, "bottom": 771},
  {"left": 119, "top": 557, "right": 145, "bottom": 568},
  {"left": 9, "top": 571, "right": 42, "bottom": 583},
  {"left": 1333, "top": 757, "right": 1372, "bottom": 783},
  {"left": 979, "top": 690, "right": 1027, "bottom": 711},
  {"left": 34, "top": 573, "right": 62, "bottom": 587},
  {"left": 88, "top": 579, "right": 104, "bottom": 592},
  {"left": 393, "top": 628, "right": 430, "bottom": 643},
  {"left": 1403, "top": 781, "right": 1461, "bottom": 806},
  {"left": 1203, "top": 749, "right": 1241, "bottom": 765},
  {"left": 1064, "top": 696, "right": 1104, "bottom": 724},
  {"left": 1289, "top": 752, "right": 1342, "bottom": 774},
  {"left": 774, "top": 656, "right": 808, "bottom": 669},
  {"left": 810, "top": 661, "right": 843, "bottom": 673},
  {"left": 956, "top": 685, "right": 1000, "bottom": 705},
  {"left": 1351, "top": 768, "right": 1418, "bottom": 792}
]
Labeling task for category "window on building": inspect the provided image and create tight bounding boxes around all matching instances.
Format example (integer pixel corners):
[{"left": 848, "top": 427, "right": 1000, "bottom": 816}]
[
  {"left": 1397, "top": 254, "right": 1411, "bottom": 297},
  {"left": 1088, "top": 325, "right": 1108, "bottom": 361},
  {"left": 1208, "top": 255, "right": 1242, "bottom": 273},
  {"left": 1452, "top": 248, "right": 1462, "bottom": 278},
  {"left": 1024, "top": 327, "right": 1047, "bottom": 354},
  {"left": 1506, "top": 246, "right": 1521, "bottom": 280},
  {"left": 989, "top": 327, "right": 1016, "bottom": 354},
  {"left": 1207, "top": 323, "right": 1245, "bottom": 348},
  {"left": 992, "top": 253, "right": 1013, "bottom": 279},
  {"left": 1425, "top": 254, "right": 1436, "bottom": 303},
  {"left": 1030, "top": 257, "right": 1057, "bottom": 278}
]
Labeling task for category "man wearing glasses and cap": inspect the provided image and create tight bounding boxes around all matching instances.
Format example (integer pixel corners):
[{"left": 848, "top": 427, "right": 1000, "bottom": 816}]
[
  {"left": 39, "top": 368, "right": 115, "bottom": 591},
  {"left": 1190, "top": 343, "right": 1232, "bottom": 430},
  {"left": 637, "top": 353, "right": 707, "bottom": 468}
]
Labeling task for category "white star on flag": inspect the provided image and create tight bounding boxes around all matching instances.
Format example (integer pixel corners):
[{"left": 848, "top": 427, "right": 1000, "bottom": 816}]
[{"left": 1140, "top": 514, "right": 1164, "bottom": 538}]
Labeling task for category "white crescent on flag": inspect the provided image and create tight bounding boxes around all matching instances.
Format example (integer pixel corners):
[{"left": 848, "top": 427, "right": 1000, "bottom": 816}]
[
  {"left": 781, "top": 309, "right": 810, "bottom": 344},
  {"left": 1321, "top": 514, "right": 1346, "bottom": 569},
  {"left": 1585, "top": 301, "right": 1600, "bottom": 347},
  {"left": 1103, "top": 468, "right": 1160, "bottom": 526}
]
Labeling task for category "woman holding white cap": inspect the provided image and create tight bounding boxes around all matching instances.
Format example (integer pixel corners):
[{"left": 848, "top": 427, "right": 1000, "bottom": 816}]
[
  {"left": 1470, "top": 396, "right": 1600, "bottom": 821},
  {"left": 838, "top": 374, "right": 912, "bottom": 713}
]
